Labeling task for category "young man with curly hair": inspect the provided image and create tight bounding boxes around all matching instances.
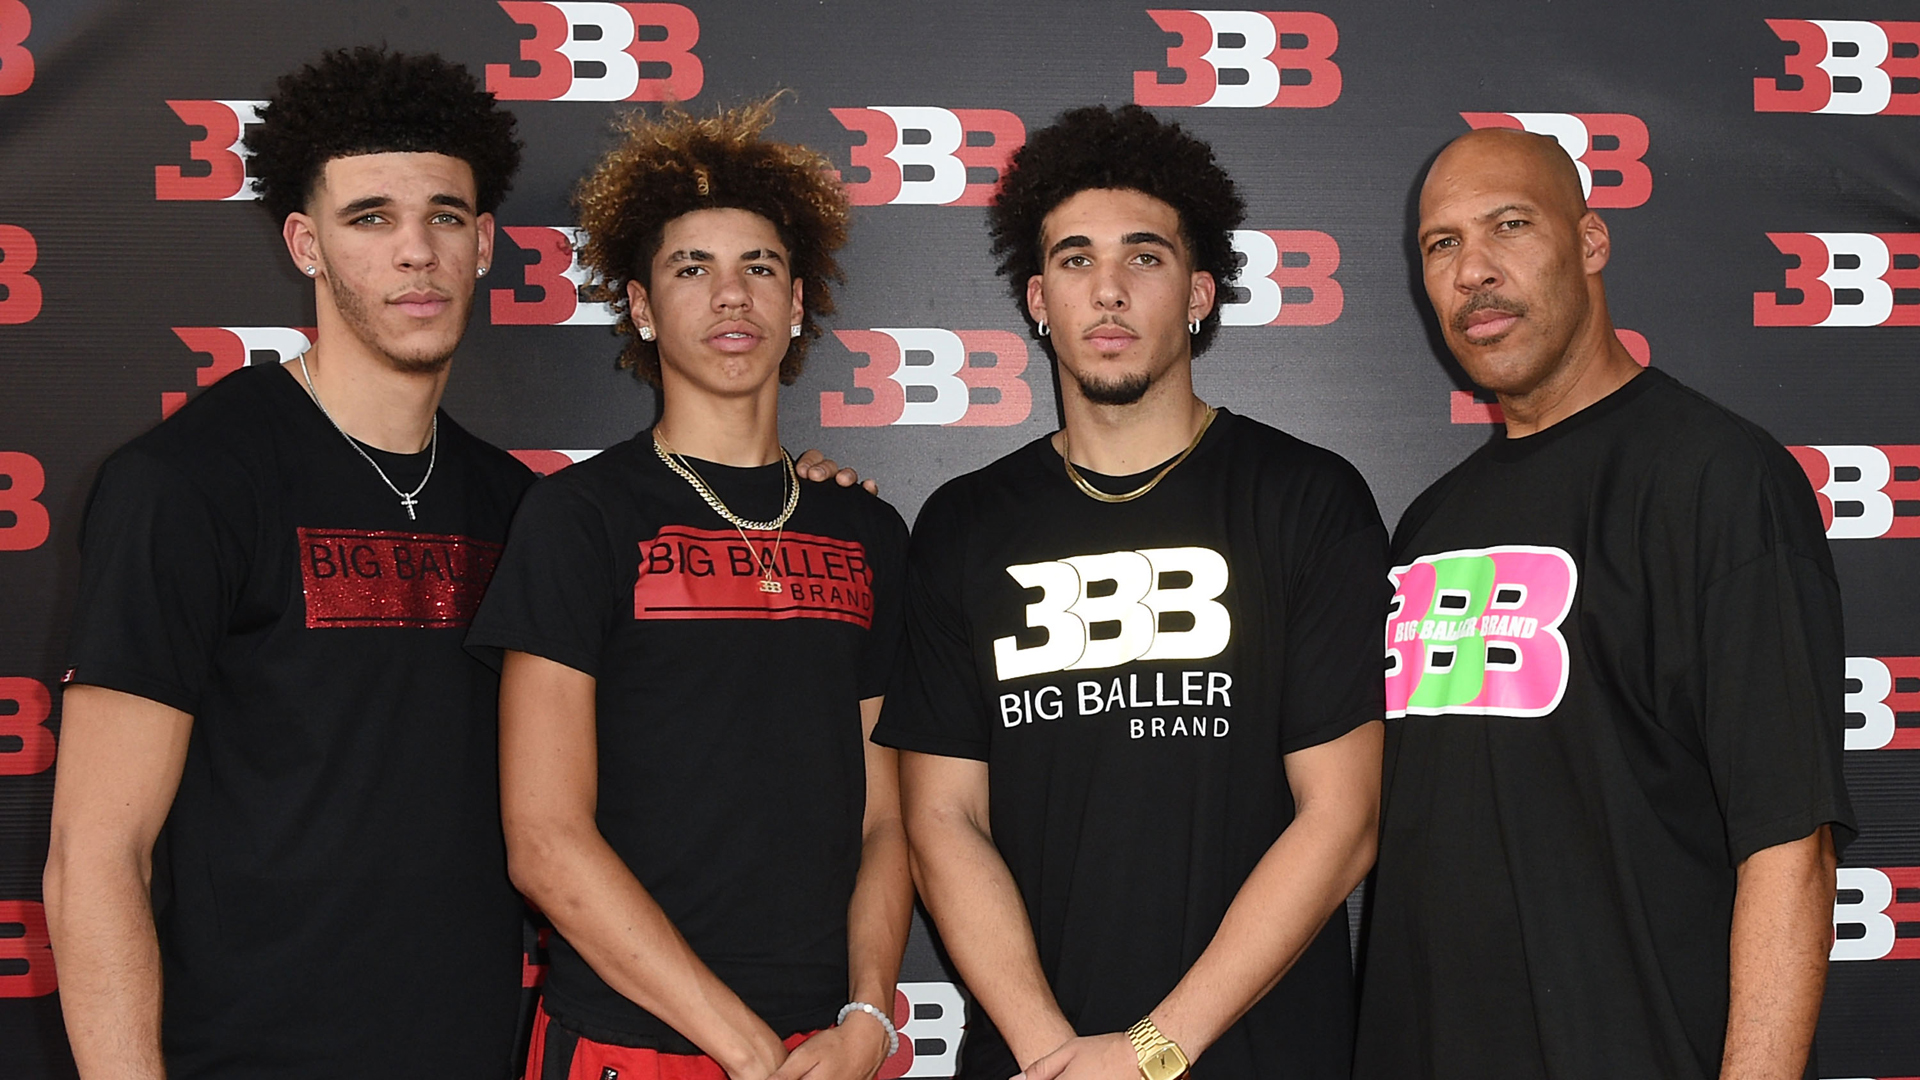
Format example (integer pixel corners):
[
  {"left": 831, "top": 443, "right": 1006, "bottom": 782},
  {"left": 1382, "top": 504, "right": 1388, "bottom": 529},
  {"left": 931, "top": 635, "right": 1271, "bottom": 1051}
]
[
  {"left": 466, "top": 100, "right": 912, "bottom": 1080},
  {"left": 44, "top": 47, "right": 533, "bottom": 1078},
  {"left": 872, "top": 104, "right": 1386, "bottom": 1080}
]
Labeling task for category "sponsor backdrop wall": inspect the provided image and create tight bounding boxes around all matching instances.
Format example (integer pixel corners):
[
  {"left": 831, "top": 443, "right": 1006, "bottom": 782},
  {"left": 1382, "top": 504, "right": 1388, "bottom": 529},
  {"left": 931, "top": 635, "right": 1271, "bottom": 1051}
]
[{"left": 1, "top": 0, "right": 1916, "bottom": 1075}]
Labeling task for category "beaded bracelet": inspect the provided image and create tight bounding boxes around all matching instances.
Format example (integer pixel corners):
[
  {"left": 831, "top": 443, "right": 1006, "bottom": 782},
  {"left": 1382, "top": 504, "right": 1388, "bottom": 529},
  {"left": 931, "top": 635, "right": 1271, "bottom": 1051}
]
[{"left": 836, "top": 1000, "right": 900, "bottom": 1060}]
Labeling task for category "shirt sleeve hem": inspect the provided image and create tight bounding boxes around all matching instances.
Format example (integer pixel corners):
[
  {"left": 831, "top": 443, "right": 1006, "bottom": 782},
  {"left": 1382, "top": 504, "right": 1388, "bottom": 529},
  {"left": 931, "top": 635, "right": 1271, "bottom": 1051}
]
[
  {"left": 1277, "top": 706, "right": 1379, "bottom": 756},
  {"left": 1729, "top": 804, "right": 1858, "bottom": 865},
  {"left": 464, "top": 631, "right": 600, "bottom": 681},
  {"left": 870, "top": 724, "right": 989, "bottom": 761},
  {"left": 60, "top": 668, "right": 199, "bottom": 717}
]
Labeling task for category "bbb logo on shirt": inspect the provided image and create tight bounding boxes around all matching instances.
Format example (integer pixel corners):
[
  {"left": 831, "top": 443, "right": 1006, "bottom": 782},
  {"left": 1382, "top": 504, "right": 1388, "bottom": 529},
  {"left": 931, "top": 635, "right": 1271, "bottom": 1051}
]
[
  {"left": 1386, "top": 545, "right": 1577, "bottom": 719},
  {"left": 994, "top": 547, "right": 1231, "bottom": 680}
]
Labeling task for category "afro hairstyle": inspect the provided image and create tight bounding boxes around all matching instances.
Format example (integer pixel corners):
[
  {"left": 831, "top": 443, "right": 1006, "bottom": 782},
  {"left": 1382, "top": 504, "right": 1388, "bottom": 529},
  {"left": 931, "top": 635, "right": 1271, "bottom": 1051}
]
[
  {"left": 246, "top": 46, "right": 522, "bottom": 225},
  {"left": 987, "top": 104, "right": 1246, "bottom": 357},
  {"left": 572, "top": 96, "right": 850, "bottom": 386}
]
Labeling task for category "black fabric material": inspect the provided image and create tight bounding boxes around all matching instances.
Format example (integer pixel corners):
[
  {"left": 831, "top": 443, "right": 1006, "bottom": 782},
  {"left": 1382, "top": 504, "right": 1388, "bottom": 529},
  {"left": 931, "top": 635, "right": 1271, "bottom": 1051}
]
[
  {"left": 65, "top": 362, "right": 534, "bottom": 1079},
  {"left": 467, "top": 432, "right": 908, "bottom": 1051},
  {"left": 872, "top": 410, "right": 1388, "bottom": 1080},
  {"left": 1354, "top": 368, "right": 1856, "bottom": 1080}
]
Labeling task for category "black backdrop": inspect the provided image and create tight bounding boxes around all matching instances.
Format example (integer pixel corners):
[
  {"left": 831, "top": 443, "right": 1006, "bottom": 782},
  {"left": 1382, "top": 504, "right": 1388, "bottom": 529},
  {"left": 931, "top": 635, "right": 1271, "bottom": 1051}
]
[{"left": 1, "top": 2, "right": 1916, "bottom": 1075}]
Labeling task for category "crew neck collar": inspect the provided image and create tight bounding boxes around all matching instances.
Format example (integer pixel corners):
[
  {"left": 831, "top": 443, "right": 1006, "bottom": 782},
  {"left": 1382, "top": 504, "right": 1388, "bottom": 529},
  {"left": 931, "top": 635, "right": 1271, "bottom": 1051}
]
[{"left": 1487, "top": 367, "right": 1661, "bottom": 462}]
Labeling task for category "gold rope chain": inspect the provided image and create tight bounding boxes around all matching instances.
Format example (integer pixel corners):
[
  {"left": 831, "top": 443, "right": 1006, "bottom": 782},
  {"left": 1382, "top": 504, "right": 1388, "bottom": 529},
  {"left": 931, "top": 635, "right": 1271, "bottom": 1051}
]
[
  {"left": 651, "top": 431, "right": 800, "bottom": 531},
  {"left": 1060, "top": 407, "right": 1218, "bottom": 504}
]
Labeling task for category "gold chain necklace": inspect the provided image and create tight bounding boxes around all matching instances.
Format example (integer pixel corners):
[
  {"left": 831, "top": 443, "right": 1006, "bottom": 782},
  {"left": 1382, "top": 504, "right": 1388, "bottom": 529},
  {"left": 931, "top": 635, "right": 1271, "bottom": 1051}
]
[
  {"left": 652, "top": 431, "right": 796, "bottom": 594},
  {"left": 1061, "top": 407, "right": 1218, "bottom": 504}
]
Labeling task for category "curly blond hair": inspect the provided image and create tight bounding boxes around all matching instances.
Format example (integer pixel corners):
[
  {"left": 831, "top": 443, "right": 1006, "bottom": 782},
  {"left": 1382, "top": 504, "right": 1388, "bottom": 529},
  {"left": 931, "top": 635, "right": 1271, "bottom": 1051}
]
[{"left": 573, "top": 96, "right": 850, "bottom": 385}]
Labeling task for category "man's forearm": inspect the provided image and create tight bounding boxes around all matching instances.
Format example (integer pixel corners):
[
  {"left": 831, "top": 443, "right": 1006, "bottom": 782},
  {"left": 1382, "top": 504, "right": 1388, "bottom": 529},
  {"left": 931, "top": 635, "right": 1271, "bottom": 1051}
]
[
  {"left": 1154, "top": 721, "right": 1381, "bottom": 1061},
  {"left": 44, "top": 846, "right": 167, "bottom": 1079},
  {"left": 846, "top": 815, "right": 913, "bottom": 1016},
  {"left": 510, "top": 824, "right": 786, "bottom": 1078},
  {"left": 908, "top": 811, "right": 1075, "bottom": 1067},
  {"left": 1720, "top": 827, "right": 1836, "bottom": 1080}
]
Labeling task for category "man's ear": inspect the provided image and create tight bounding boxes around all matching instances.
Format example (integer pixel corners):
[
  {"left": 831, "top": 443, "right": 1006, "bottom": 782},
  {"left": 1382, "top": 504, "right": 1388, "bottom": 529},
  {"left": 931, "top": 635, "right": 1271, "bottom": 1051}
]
[
  {"left": 625, "top": 278, "right": 653, "bottom": 333},
  {"left": 476, "top": 212, "right": 496, "bottom": 277},
  {"left": 284, "top": 213, "right": 321, "bottom": 278},
  {"left": 1188, "top": 270, "right": 1217, "bottom": 324},
  {"left": 1025, "top": 274, "right": 1048, "bottom": 328},
  {"left": 1580, "top": 210, "right": 1612, "bottom": 275},
  {"left": 789, "top": 276, "right": 804, "bottom": 331}
]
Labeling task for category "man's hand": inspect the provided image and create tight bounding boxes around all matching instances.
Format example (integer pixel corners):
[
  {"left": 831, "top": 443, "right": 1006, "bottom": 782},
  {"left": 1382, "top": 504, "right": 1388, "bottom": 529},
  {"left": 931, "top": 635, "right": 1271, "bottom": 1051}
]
[
  {"left": 795, "top": 448, "right": 878, "bottom": 494},
  {"left": 767, "top": 1014, "right": 891, "bottom": 1080},
  {"left": 1015, "top": 1033, "right": 1138, "bottom": 1080}
]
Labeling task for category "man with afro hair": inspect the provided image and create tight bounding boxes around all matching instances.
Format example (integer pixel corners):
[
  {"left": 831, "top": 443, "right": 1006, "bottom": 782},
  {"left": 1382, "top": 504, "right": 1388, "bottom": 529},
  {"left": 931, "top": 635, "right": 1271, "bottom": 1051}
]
[
  {"left": 468, "top": 98, "right": 912, "bottom": 1080},
  {"left": 47, "top": 47, "right": 534, "bottom": 1079},
  {"left": 874, "top": 104, "right": 1388, "bottom": 1080}
]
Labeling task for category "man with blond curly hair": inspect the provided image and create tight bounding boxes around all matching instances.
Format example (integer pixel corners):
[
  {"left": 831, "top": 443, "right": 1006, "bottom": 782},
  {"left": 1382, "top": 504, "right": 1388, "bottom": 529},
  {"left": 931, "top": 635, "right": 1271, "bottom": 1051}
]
[{"left": 468, "top": 99, "right": 913, "bottom": 1080}]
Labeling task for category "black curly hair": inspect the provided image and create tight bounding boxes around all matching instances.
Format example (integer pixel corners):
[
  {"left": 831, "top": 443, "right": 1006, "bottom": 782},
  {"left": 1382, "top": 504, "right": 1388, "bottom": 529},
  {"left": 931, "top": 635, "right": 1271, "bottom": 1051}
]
[
  {"left": 572, "top": 97, "right": 850, "bottom": 386},
  {"left": 246, "top": 46, "right": 522, "bottom": 224},
  {"left": 988, "top": 104, "right": 1245, "bottom": 357}
]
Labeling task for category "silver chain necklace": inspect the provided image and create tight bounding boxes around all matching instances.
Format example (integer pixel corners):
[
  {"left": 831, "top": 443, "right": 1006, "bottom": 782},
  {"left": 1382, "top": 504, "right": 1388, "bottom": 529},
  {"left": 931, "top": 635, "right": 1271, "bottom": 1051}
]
[{"left": 297, "top": 351, "right": 437, "bottom": 520}]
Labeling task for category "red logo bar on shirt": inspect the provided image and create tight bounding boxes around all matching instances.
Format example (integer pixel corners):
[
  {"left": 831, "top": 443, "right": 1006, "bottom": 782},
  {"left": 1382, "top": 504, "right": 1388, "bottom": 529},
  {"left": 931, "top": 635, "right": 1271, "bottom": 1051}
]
[
  {"left": 298, "top": 528, "right": 502, "bottom": 629},
  {"left": 634, "top": 526, "right": 874, "bottom": 627}
]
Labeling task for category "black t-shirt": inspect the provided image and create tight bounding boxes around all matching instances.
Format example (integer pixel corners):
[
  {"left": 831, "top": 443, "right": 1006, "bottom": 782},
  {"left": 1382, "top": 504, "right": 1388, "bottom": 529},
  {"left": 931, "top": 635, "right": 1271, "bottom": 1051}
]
[
  {"left": 65, "top": 362, "right": 534, "bottom": 1079},
  {"left": 466, "top": 431, "right": 908, "bottom": 1051},
  {"left": 872, "top": 410, "right": 1387, "bottom": 1080},
  {"left": 1354, "top": 368, "right": 1856, "bottom": 1080}
]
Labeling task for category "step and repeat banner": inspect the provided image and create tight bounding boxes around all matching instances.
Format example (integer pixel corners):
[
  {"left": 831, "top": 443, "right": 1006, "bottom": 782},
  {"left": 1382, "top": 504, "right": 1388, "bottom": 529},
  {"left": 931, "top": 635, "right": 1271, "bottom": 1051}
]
[{"left": 1, "top": 1, "right": 1916, "bottom": 1075}]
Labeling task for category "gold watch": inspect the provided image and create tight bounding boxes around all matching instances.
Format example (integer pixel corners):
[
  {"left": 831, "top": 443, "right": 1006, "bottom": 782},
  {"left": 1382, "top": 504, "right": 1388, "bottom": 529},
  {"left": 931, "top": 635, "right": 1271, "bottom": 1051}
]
[{"left": 1125, "top": 1016, "right": 1190, "bottom": 1080}]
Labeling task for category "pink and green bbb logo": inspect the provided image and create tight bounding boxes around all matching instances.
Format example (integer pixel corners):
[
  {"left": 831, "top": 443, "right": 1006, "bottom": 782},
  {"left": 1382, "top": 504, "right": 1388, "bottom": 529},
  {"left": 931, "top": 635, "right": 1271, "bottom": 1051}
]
[{"left": 1385, "top": 545, "right": 1577, "bottom": 718}]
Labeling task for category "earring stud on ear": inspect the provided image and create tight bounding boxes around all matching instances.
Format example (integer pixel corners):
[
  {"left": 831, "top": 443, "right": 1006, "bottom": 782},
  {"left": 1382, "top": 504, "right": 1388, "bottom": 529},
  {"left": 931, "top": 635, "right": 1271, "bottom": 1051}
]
[
  {"left": 477, "top": 266, "right": 489, "bottom": 278},
  {"left": 790, "top": 324, "right": 802, "bottom": 339},
  {"left": 637, "top": 326, "right": 656, "bottom": 341},
  {"left": 305, "top": 266, "right": 317, "bottom": 276}
]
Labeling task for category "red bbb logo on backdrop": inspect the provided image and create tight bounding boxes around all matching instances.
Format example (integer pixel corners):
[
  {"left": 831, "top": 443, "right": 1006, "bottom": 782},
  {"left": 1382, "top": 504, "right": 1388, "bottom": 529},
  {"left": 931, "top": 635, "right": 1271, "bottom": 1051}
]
[
  {"left": 0, "top": 222, "right": 41, "bottom": 323},
  {"left": 829, "top": 108, "right": 1023, "bottom": 207},
  {"left": 1221, "top": 230, "right": 1343, "bottom": 326},
  {"left": 0, "top": 0, "right": 33, "bottom": 96},
  {"left": 491, "top": 226, "right": 618, "bottom": 325},
  {"left": 0, "top": 900, "right": 55, "bottom": 998},
  {"left": 164, "top": 326, "right": 314, "bottom": 417},
  {"left": 1833, "top": 867, "right": 1920, "bottom": 961},
  {"left": 1134, "top": 10, "right": 1340, "bottom": 107},
  {"left": 1755, "top": 233, "right": 1920, "bottom": 326},
  {"left": 1847, "top": 656, "right": 1920, "bottom": 751},
  {"left": 1788, "top": 445, "right": 1920, "bottom": 539},
  {"left": 154, "top": 100, "right": 265, "bottom": 201},
  {"left": 1459, "top": 113, "right": 1651, "bottom": 209},
  {"left": 0, "top": 451, "right": 50, "bottom": 552},
  {"left": 1450, "top": 331, "right": 1649, "bottom": 424},
  {"left": 876, "top": 982, "right": 965, "bottom": 1079},
  {"left": 820, "top": 329, "right": 1030, "bottom": 428},
  {"left": 486, "top": 2, "right": 701, "bottom": 102},
  {"left": 1755, "top": 19, "right": 1920, "bottom": 114},
  {"left": 509, "top": 449, "right": 603, "bottom": 475}
]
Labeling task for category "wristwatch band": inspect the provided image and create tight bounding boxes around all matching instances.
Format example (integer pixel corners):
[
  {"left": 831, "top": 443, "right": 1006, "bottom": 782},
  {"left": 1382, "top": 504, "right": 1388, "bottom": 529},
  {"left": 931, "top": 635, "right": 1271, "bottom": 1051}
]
[{"left": 1126, "top": 1016, "right": 1189, "bottom": 1080}]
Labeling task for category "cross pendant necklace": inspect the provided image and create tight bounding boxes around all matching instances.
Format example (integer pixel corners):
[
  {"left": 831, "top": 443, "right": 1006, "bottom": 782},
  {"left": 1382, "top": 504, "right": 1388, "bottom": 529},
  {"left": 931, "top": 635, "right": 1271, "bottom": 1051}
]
[{"left": 298, "top": 351, "right": 437, "bottom": 521}]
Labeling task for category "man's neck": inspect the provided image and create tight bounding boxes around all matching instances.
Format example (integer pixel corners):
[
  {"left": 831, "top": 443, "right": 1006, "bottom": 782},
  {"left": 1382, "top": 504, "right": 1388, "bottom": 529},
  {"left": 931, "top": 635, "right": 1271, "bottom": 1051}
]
[
  {"left": 1496, "top": 324, "right": 1644, "bottom": 439},
  {"left": 654, "top": 383, "right": 782, "bottom": 467},
  {"left": 289, "top": 332, "right": 447, "bottom": 454},
  {"left": 1054, "top": 364, "right": 1209, "bottom": 475}
]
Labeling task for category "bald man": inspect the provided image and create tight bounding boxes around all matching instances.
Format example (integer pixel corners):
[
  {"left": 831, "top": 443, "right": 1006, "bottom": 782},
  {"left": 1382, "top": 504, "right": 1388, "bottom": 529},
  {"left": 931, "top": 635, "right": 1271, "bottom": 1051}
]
[{"left": 1353, "top": 129, "right": 1853, "bottom": 1080}]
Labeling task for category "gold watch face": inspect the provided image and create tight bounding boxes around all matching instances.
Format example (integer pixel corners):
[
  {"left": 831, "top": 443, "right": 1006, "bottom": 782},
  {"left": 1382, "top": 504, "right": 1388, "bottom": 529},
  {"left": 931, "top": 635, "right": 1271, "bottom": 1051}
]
[{"left": 1141, "top": 1045, "right": 1189, "bottom": 1080}]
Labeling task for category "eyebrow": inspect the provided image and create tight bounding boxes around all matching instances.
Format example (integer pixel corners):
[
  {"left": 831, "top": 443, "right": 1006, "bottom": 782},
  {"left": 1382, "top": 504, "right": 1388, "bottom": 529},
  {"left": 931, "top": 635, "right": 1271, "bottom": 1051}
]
[
  {"left": 1045, "top": 231, "right": 1178, "bottom": 259},
  {"left": 336, "top": 193, "right": 474, "bottom": 216},
  {"left": 663, "top": 248, "right": 786, "bottom": 265},
  {"left": 1478, "top": 202, "right": 1537, "bottom": 222}
]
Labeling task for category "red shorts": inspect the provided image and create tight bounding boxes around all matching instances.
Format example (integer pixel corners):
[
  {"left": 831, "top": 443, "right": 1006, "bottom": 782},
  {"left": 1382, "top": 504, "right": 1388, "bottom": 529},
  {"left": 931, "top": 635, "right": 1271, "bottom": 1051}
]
[{"left": 525, "top": 1002, "right": 819, "bottom": 1080}]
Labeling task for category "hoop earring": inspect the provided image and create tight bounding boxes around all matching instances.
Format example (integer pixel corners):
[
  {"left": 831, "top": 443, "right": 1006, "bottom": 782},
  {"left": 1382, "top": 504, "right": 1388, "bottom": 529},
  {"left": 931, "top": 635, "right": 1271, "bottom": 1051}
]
[
  {"left": 1188, "top": 319, "right": 1201, "bottom": 335},
  {"left": 1037, "top": 321, "right": 1049, "bottom": 337}
]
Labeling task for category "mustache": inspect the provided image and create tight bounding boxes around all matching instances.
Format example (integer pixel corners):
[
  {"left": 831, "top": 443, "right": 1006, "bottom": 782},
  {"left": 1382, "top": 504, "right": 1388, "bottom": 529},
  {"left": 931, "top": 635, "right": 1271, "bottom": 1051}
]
[{"left": 1450, "top": 292, "right": 1528, "bottom": 335}]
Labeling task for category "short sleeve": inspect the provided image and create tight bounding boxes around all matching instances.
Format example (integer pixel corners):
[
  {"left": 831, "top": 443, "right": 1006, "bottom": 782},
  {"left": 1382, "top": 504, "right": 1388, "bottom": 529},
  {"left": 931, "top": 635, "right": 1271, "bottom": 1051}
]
[
  {"left": 1278, "top": 470, "right": 1390, "bottom": 754},
  {"left": 871, "top": 488, "right": 990, "bottom": 760},
  {"left": 857, "top": 498, "right": 911, "bottom": 701},
  {"left": 466, "top": 478, "right": 618, "bottom": 678},
  {"left": 65, "top": 449, "right": 246, "bottom": 715},
  {"left": 1698, "top": 545, "right": 1855, "bottom": 862}
]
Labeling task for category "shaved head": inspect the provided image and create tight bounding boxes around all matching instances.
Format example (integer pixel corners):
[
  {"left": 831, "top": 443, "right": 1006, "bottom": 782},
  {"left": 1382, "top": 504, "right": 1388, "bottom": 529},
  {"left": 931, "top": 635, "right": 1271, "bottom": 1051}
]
[
  {"left": 1421, "top": 128, "right": 1587, "bottom": 227},
  {"left": 1414, "top": 126, "right": 1639, "bottom": 433}
]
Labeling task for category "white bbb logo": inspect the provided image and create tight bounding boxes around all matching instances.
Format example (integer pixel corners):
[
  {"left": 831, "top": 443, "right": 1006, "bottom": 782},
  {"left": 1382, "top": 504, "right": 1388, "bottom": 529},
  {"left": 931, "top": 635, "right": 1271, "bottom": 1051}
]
[{"left": 993, "top": 547, "right": 1231, "bottom": 680}]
